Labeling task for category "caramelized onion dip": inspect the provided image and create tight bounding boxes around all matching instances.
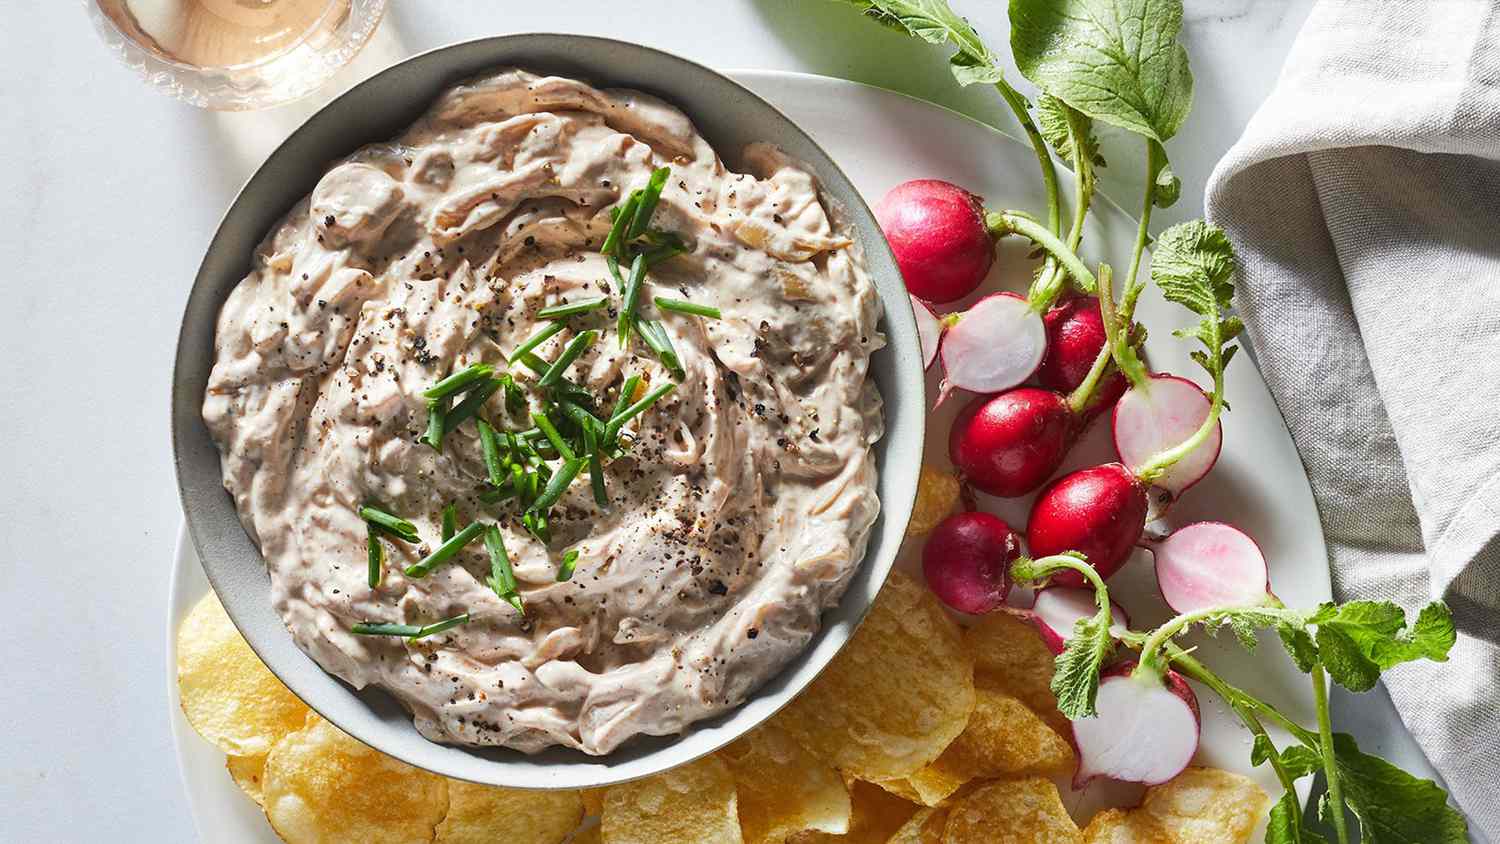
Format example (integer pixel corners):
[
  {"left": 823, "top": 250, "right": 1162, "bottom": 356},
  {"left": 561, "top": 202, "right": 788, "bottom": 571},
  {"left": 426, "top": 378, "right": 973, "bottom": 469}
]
[{"left": 203, "top": 69, "right": 884, "bottom": 754}]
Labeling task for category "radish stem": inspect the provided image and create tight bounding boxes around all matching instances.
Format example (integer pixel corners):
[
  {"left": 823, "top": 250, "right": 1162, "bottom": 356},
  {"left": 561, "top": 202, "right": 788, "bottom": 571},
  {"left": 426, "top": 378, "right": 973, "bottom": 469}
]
[
  {"left": 1027, "top": 106, "right": 1097, "bottom": 309},
  {"left": 1313, "top": 663, "right": 1352, "bottom": 844},
  {"left": 987, "top": 211, "right": 1099, "bottom": 292},
  {"left": 1137, "top": 604, "right": 1301, "bottom": 677},
  {"left": 1065, "top": 315, "right": 1119, "bottom": 414},
  {"left": 1134, "top": 338, "right": 1225, "bottom": 482},
  {"left": 1121, "top": 141, "right": 1167, "bottom": 316},
  {"left": 994, "top": 79, "right": 1062, "bottom": 242}
]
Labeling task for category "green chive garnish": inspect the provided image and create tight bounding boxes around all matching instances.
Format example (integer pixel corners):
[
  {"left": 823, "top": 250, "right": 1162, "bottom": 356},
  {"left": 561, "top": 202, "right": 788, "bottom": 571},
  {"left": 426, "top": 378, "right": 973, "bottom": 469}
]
[
  {"left": 352, "top": 613, "right": 470, "bottom": 639},
  {"left": 531, "top": 412, "right": 576, "bottom": 461},
  {"left": 617, "top": 253, "right": 648, "bottom": 347},
  {"left": 584, "top": 423, "right": 608, "bottom": 508},
  {"left": 612, "top": 375, "right": 642, "bottom": 420},
  {"left": 522, "top": 510, "right": 550, "bottom": 543},
  {"left": 538, "top": 330, "right": 597, "bottom": 389},
  {"left": 478, "top": 483, "right": 517, "bottom": 504},
  {"left": 366, "top": 524, "right": 384, "bottom": 588},
  {"left": 558, "top": 549, "right": 580, "bottom": 582},
  {"left": 500, "top": 372, "right": 527, "bottom": 414},
  {"left": 421, "top": 397, "right": 449, "bottom": 451},
  {"left": 509, "top": 321, "right": 566, "bottom": 364},
  {"left": 601, "top": 192, "right": 641, "bottom": 258},
  {"left": 537, "top": 297, "right": 608, "bottom": 320},
  {"left": 655, "top": 297, "right": 720, "bottom": 319},
  {"left": 445, "top": 378, "right": 502, "bottom": 431},
  {"left": 483, "top": 525, "right": 525, "bottom": 615},
  {"left": 359, "top": 505, "right": 420, "bottom": 543},
  {"left": 422, "top": 363, "right": 494, "bottom": 400},
  {"left": 478, "top": 418, "right": 506, "bottom": 487},
  {"left": 404, "top": 520, "right": 485, "bottom": 578},
  {"left": 441, "top": 502, "right": 457, "bottom": 542},
  {"left": 628, "top": 167, "right": 671, "bottom": 240},
  {"left": 557, "top": 398, "right": 603, "bottom": 433},
  {"left": 605, "top": 382, "right": 677, "bottom": 444},
  {"left": 529, "top": 457, "right": 584, "bottom": 513},
  {"left": 636, "top": 318, "right": 685, "bottom": 380}
]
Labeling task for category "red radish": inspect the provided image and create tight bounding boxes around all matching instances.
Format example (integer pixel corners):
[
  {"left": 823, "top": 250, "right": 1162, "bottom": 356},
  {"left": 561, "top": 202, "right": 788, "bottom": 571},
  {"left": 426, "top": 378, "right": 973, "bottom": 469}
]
[
  {"left": 937, "top": 292, "right": 1046, "bottom": 401},
  {"left": 1152, "top": 522, "right": 1272, "bottom": 614},
  {"left": 911, "top": 294, "right": 942, "bottom": 370},
  {"left": 1113, "top": 374, "right": 1222, "bottom": 499},
  {"left": 1029, "top": 587, "right": 1130, "bottom": 654},
  {"left": 1071, "top": 661, "right": 1200, "bottom": 786},
  {"left": 1026, "top": 463, "right": 1148, "bottom": 586},
  {"left": 949, "top": 388, "right": 1073, "bottom": 498},
  {"left": 922, "top": 511, "right": 1020, "bottom": 614},
  {"left": 1037, "top": 296, "right": 1127, "bottom": 417},
  {"left": 876, "top": 179, "right": 995, "bottom": 304}
]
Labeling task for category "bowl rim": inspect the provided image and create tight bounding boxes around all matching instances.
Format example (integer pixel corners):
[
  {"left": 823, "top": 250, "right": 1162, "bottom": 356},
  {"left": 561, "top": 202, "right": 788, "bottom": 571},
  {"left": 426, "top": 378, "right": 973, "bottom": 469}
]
[{"left": 171, "top": 32, "right": 925, "bottom": 788}]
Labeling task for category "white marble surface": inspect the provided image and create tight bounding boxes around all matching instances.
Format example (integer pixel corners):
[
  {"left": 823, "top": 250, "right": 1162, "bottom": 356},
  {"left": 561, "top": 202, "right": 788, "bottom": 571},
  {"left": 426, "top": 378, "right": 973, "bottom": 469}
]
[{"left": 0, "top": 1, "right": 1447, "bottom": 839}]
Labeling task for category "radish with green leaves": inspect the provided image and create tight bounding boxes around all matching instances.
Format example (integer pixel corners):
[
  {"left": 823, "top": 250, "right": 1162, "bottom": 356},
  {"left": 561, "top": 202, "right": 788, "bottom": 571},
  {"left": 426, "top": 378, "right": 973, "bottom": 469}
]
[
  {"left": 1030, "top": 586, "right": 1129, "bottom": 654},
  {"left": 1152, "top": 521, "right": 1272, "bottom": 614},
  {"left": 1038, "top": 295, "right": 1127, "bottom": 417},
  {"left": 921, "top": 511, "right": 1019, "bottom": 614},
  {"left": 1072, "top": 660, "right": 1201, "bottom": 786}
]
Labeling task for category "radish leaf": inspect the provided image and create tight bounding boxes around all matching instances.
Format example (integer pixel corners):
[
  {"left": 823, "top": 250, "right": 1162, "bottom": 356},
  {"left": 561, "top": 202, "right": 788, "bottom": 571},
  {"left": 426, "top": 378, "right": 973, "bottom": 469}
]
[
  {"left": 840, "top": 0, "right": 1004, "bottom": 86},
  {"left": 1036, "top": 94, "right": 1104, "bottom": 170},
  {"left": 1009, "top": 0, "right": 1194, "bottom": 143},
  {"left": 1309, "top": 601, "right": 1456, "bottom": 693},
  {"left": 1052, "top": 611, "right": 1114, "bottom": 718},
  {"left": 1153, "top": 152, "right": 1182, "bottom": 207},
  {"left": 1322, "top": 732, "right": 1469, "bottom": 843}
]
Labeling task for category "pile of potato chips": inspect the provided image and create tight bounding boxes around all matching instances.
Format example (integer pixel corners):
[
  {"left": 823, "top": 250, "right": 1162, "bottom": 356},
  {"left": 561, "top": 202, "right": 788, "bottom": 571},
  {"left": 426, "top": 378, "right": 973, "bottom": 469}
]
[{"left": 177, "top": 568, "right": 1269, "bottom": 843}]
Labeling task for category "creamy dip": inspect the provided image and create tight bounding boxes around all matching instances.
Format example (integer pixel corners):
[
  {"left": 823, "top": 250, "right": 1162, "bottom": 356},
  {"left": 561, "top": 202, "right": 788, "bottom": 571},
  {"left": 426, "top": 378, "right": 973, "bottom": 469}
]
[{"left": 203, "top": 69, "right": 883, "bottom": 754}]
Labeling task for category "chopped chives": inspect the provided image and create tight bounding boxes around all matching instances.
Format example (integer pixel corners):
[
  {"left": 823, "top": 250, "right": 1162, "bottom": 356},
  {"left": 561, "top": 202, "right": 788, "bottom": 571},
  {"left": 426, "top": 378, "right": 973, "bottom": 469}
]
[
  {"left": 508, "top": 321, "right": 566, "bottom": 363},
  {"left": 616, "top": 253, "right": 648, "bottom": 347},
  {"left": 359, "top": 505, "right": 420, "bottom": 543},
  {"left": 404, "top": 520, "right": 485, "bottom": 578},
  {"left": 522, "top": 510, "right": 550, "bottom": 543},
  {"left": 441, "top": 502, "right": 458, "bottom": 542},
  {"left": 605, "top": 382, "right": 677, "bottom": 444},
  {"left": 510, "top": 462, "right": 527, "bottom": 504},
  {"left": 585, "top": 423, "right": 608, "bottom": 508},
  {"left": 655, "top": 296, "right": 721, "bottom": 319},
  {"left": 612, "top": 375, "right": 643, "bottom": 421},
  {"left": 352, "top": 613, "right": 470, "bottom": 639},
  {"left": 557, "top": 398, "right": 603, "bottom": 433},
  {"left": 366, "top": 524, "right": 384, "bottom": 588},
  {"left": 644, "top": 241, "right": 687, "bottom": 268},
  {"left": 529, "top": 457, "right": 584, "bottom": 512},
  {"left": 601, "top": 192, "right": 641, "bottom": 257},
  {"left": 636, "top": 318, "right": 685, "bottom": 380},
  {"left": 445, "top": 378, "right": 502, "bottom": 431},
  {"left": 420, "top": 397, "right": 449, "bottom": 451},
  {"left": 531, "top": 412, "right": 576, "bottom": 461},
  {"left": 477, "top": 419, "right": 506, "bottom": 487},
  {"left": 517, "top": 352, "right": 593, "bottom": 402},
  {"left": 558, "top": 549, "right": 580, "bottom": 582},
  {"left": 537, "top": 297, "right": 608, "bottom": 320},
  {"left": 478, "top": 483, "right": 517, "bottom": 505},
  {"left": 499, "top": 373, "right": 527, "bottom": 414},
  {"left": 484, "top": 525, "right": 525, "bottom": 615},
  {"left": 628, "top": 167, "right": 671, "bottom": 240},
  {"left": 538, "top": 330, "right": 598, "bottom": 389},
  {"left": 422, "top": 363, "right": 494, "bottom": 400}
]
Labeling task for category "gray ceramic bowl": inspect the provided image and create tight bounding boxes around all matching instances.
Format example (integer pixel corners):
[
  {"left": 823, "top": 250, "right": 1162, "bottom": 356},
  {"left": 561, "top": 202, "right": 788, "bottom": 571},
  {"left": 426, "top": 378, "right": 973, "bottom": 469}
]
[{"left": 172, "top": 34, "right": 924, "bottom": 789}]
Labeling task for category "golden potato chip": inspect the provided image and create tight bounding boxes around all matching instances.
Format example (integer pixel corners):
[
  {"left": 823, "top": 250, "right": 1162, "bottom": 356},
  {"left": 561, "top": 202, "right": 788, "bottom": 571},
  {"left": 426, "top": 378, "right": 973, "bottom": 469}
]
[
  {"left": 434, "top": 780, "right": 583, "bottom": 843},
  {"left": 889, "top": 807, "right": 948, "bottom": 844},
  {"left": 572, "top": 825, "right": 603, "bottom": 844},
  {"left": 907, "top": 466, "right": 961, "bottom": 537},
  {"left": 773, "top": 572, "right": 975, "bottom": 781},
  {"left": 872, "top": 777, "right": 925, "bottom": 804},
  {"left": 720, "top": 724, "right": 851, "bottom": 842},
  {"left": 263, "top": 714, "right": 449, "bottom": 844},
  {"left": 964, "top": 611, "right": 1070, "bottom": 736},
  {"left": 226, "top": 753, "right": 267, "bottom": 806},
  {"left": 791, "top": 778, "right": 921, "bottom": 844},
  {"left": 600, "top": 755, "right": 741, "bottom": 844},
  {"left": 1140, "top": 767, "right": 1268, "bottom": 843},
  {"left": 941, "top": 777, "right": 1081, "bottom": 844},
  {"left": 1081, "top": 808, "right": 1170, "bottom": 844},
  {"left": 580, "top": 787, "right": 606, "bottom": 817},
  {"left": 177, "top": 592, "right": 310, "bottom": 756},
  {"left": 903, "top": 687, "right": 1076, "bottom": 805}
]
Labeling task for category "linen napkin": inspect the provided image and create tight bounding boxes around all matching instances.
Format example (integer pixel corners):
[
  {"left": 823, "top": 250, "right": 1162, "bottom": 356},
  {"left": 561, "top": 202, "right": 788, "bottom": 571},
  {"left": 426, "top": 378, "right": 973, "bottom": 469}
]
[{"left": 1204, "top": 0, "right": 1500, "bottom": 835}]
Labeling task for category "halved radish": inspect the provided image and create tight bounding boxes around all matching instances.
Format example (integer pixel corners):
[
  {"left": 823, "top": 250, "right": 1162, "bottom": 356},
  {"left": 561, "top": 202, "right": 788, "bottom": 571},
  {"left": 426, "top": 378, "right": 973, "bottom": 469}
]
[
  {"left": 937, "top": 292, "right": 1046, "bottom": 401},
  {"left": 911, "top": 294, "right": 942, "bottom": 370},
  {"left": 1152, "top": 522, "right": 1272, "bottom": 614},
  {"left": 1072, "top": 662, "right": 1200, "bottom": 786},
  {"left": 1030, "top": 587, "right": 1131, "bottom": 654},
  {"left": 1113, "top": 374, "right": 1222, "bottom": 500}
]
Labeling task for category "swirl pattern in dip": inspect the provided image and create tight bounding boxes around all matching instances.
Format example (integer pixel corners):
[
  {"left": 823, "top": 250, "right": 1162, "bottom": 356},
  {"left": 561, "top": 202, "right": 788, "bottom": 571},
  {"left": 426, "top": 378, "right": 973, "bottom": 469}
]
[{"left": 203, "top": 69, "right": 883, "bottom": 754}]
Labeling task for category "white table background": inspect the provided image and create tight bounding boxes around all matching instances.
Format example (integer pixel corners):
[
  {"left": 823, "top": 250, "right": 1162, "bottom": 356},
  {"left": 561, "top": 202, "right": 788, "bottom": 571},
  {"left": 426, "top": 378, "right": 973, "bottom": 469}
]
[{"left": 0, "top": 1, "right": 1447, "bottom": 839}]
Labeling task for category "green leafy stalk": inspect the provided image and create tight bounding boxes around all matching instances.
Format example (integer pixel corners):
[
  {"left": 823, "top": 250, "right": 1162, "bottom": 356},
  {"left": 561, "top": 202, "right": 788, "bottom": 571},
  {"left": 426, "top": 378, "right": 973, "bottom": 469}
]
[
  {"left": 1312, "top": 663, "right": 1352, "bottom": 844},
  {"left": 1028, "top": 95, "right": 1102, "bottom": 306},
  {"left": 404, "top": 521, "right": 485, "bottom": 578},
  {"left": 444, "top": 378, "right": 502, "bottom": 432},
  {"left": 627, "top": 167, "right": 672, "bottom": 241},
  {"left": 601, "top": 192, "right": 640, "bottom": 258},
  {"left": 1010, "top": 553, "right": 1115, "bottom": 718},
  {"left": 986, "top": 211, "right": 1099, "bottom": 292}
]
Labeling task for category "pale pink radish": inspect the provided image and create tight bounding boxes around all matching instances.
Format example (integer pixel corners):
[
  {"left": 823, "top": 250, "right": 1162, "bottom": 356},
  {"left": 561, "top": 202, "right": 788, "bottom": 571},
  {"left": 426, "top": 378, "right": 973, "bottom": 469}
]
[
  {"left": 911, "top": 294, "right": 942, "bottom": 370},
  {"left": 922, "top": 511, "right": 1020, "bottom": 614},
  {"left": 1152, "top": 521, "right": 1273, "bottom": 614},
  {"left": 1038, "top": 296, "right": 1127, "bottom": 418},
  {"left": 1029, "top": 587, "right": 1131, "bottom": 654},
  {"left": 937, "top": 292, "right": 1046, "bottom": 401},
  {"left": 1071, "top": 661, "right": 1200, "bottom": 786},
  {"left": 1113, "top": 374, "right": 1222, "bottom": 500},
  {"left": 876, "top": 179, "right": 995, "bottom": 303},
  {"left": 949, "top": 388, "right": 1073, "bottom": 498},
  {"left": 1026, "top": 463, "right": 1148, "bottom": 586}
]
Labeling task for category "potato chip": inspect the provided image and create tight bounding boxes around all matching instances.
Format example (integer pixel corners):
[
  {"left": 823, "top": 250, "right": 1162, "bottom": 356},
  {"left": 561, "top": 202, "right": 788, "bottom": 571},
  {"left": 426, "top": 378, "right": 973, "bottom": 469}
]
[
  {"left": 600, "top": 755, "right": 741, "bottom": 844},
  {"left": 791, "top": 777, "right": 921, "bottom": 844},
  {"left": 572, "top": 825, "right": 603, "bottom": 844},
  {"left": 1141, "top": 767, "right": 1268, "bottom": 843},
  {"left": 226, "top": 753, "right": 268, "bottom": 806},
  {"left": 263, "top": 714, "right": 449, "bottom": 844},
  {"left": 889, "top": 807, "right": 948, "bottom": 844},
  {"left": 907, "top": 466, "right": 961, "bottom": 537},
  {"left": 580, "top": 787, "right": 606, "bottom": 817},
  {"left": 903, "top": 687, "right": 1076, "bottom": 805},
  {"left": 177, "top": 592, "right": 310, "bottom": 757},
  {"left": 773, "top": 572, "right": 975, "bottom": 781},
  {"left": 434, "top": 780, "right": 583, "bottom": 843},
  {"left": 1081, "top": 808, "right": 1170, "bottom": 844},
  {"left": 941, "top": 777, "right": 1081, "bottom": 844},
  {"left": 719, "top": 723, "right": 851, "bottom": 842},
  {"left": 964, "top": 611, "right": 1070, "bottom": 736},
  {"left": 872, "top": 777, "right": 925, "bottom": 804}
]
